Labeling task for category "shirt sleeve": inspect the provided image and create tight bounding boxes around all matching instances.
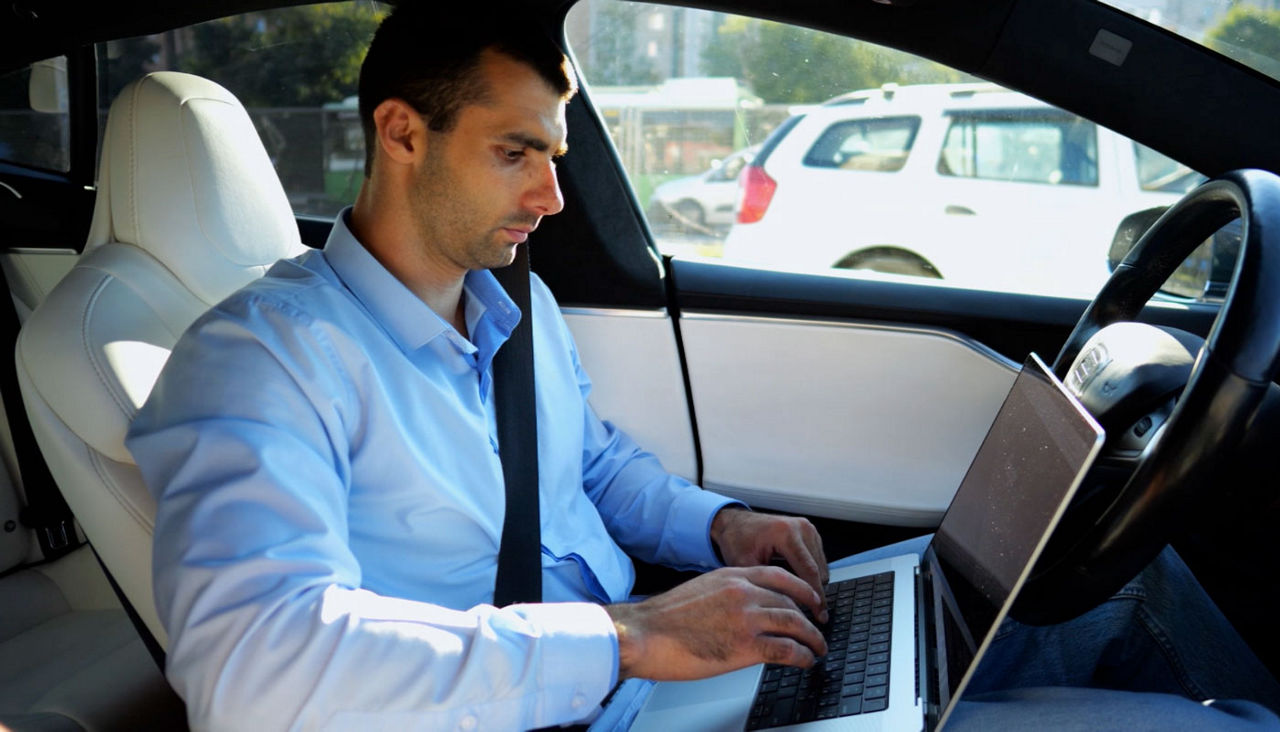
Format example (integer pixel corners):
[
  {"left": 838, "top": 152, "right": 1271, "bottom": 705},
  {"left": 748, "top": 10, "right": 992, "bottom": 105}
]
[
  {"left": 581, "top": 404, "right": 742, "bottom": 571},
  {"left": 127, "top": 294, "right": 616, "bottom": 731},
  {"left": 531, "top": 279, "right": 745, "bottom": 572}
]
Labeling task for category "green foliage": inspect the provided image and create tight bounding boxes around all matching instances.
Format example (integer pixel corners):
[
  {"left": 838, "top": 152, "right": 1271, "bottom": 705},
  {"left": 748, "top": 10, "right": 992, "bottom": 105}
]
[
  {"left": 179, "top": 3, "right": 386, "bottom": 108},
  {"left": 101, "top": 36, "right": 161, "bottom": 103},
  {"left": 1205, "top": 6, "right": 1280, "bottom": 79},
  {"left": 583, "top": 2, "right": 660, "bottom": 85},
  {"left": 701, "top": 16, "right": 968, "bottom": 104}
]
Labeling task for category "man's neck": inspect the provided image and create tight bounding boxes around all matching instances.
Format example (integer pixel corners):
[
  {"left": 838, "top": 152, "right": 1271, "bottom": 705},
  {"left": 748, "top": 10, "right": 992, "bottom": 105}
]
[{"left": 350, "top": 188, "right": 469, "bottom": 338}]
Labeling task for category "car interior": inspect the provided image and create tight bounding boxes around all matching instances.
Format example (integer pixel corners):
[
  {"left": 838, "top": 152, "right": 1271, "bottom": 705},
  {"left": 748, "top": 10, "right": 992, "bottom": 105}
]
[{"left": 1, "top": 0, "right": 1279, "bottom": 729}]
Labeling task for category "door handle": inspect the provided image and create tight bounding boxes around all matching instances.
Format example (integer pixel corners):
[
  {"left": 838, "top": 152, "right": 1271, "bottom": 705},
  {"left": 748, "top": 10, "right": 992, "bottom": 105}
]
[{"left": 945, "top": 205, "right": 976, "bottom": 215}]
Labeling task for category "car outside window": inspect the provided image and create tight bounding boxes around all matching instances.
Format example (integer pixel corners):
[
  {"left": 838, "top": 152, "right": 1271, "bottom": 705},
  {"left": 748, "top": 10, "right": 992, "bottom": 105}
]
[
  {"left": 96, "top": 2, "right": 386, "bottom": 218},
  {"left": 0, "top": 56, "right": 70, "bottom": 173},
  {"left": 567, "top": 0, "right": 1214, "bottom": 300}
]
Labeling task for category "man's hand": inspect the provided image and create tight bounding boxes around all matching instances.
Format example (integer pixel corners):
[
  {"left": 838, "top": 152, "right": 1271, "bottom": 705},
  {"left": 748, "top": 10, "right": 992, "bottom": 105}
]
[
  {"left": 606, "top": 567, "right": 827, "bottom": 681},
  {"left": 711, "top": 507, "right": 829, "bottom": 622}
]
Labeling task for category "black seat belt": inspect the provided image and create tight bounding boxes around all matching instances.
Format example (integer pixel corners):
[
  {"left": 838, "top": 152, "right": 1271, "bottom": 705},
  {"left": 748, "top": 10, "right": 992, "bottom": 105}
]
[
  {"left": 0, "top": 278, "right": 80, "bottom": 561},
  {"left": 490, "top": 243, "right": 542, "bottom": 606}
]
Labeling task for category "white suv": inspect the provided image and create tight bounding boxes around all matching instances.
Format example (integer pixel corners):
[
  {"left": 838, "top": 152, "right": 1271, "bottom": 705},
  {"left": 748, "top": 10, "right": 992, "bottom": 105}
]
[{"left": 722, "top": 83, "right": 1202, "bottom": 298}]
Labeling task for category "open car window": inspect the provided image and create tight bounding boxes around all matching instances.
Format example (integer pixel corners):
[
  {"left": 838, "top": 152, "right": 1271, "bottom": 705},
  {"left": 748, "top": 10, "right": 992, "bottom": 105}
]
[{"left": 566, "top": 0, "right": 1220, "bottom": 301}]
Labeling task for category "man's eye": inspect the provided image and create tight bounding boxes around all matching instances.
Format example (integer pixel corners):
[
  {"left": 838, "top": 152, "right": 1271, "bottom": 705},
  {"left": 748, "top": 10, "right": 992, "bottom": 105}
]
[{"left": 502, "top": 148, "right": 524, "bottom": 161}]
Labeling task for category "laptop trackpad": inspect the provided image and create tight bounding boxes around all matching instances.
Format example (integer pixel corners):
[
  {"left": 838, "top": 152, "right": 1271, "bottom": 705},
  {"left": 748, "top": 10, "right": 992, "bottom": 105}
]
[{"left": 630, "top": 665, "right": 761, "bottom": 732}]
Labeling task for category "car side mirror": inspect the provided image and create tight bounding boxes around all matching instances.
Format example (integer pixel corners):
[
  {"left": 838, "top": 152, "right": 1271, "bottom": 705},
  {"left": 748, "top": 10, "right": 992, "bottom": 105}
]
[{"left": 1107, "top": 206, "right": 1240, "bottom": 300}]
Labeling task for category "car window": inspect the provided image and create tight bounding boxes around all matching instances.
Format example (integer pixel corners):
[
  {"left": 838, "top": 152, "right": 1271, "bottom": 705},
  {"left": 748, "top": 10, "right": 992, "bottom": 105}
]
[
  {"left": 708, "top": 150, "right": 751, "bottom": 182},
  {"left": 96, "top": 2, "right": 387, "bottom": 218},
  {"left": 938, "top": 113, "right": 1098, "bottom": 187},
  {"left": 803, "top": 117, "right": 919, "bottom": 172},
  {"left": 566, "top": 0, "right": 1214, "bottom": 301},
  {"left": 1134, "top": 141, "right": 1206, "bottom": 194},
  {"left": 0, "top": 56, "right": 70, "bottom": 173},
  {"left": 1101, "top": 1, "right": 1280, "bottom": 87}
]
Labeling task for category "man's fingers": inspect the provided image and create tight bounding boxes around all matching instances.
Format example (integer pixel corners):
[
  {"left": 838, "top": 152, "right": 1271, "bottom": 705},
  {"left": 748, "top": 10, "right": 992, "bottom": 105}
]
[
  {"left": 771, "top": 526, "right": 829, "bottom": 621},
  {"left": 802, "top": 523, "right": 829, "bottom": 585},
  {"left": 756, "top": 606, "right": 827, "bottom": 658},
  {"left": 744, "top": 565, "right": 823, "bottom": 612},
  {"left": 756, "top": 634, "right": 820, "bottom": 669},
  {"left": 782, "top": 548, "right": 826, "bottom": 611}
]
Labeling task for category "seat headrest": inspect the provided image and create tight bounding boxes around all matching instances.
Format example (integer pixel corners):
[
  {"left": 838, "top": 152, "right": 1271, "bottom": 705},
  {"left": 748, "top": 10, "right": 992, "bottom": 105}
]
[{"left": 86, "top": 72, "right": 305, "bottom": 305}]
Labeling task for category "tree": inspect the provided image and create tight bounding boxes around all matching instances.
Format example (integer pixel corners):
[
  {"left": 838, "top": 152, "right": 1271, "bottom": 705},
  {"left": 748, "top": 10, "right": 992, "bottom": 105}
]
[
  {"left": 179, "top": 3, "right": 385, "bottom": 108},
  {"left": 101, "top": 36, "right": 162, "bottom": 104},
  {"left": 1205, "top": 6, "right": 1280, "bottom": 80},
  {"left": 170, "top": 4, "right": 386, "bottom": 210},
  {"left": 701, "top": 16, "right": 969, "bottom": 104},
  {"left": 584, "top": 2, "right": 660, "bottom": 85}
]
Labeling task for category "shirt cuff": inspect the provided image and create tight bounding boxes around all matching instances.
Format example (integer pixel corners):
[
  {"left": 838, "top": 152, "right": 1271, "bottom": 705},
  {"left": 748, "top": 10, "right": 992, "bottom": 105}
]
[
  {"left": 512, "top": 601, "right": 619, "bottom": 721},
  {"left": 668, "top": 489, "right": 748, "bottom": 570}
]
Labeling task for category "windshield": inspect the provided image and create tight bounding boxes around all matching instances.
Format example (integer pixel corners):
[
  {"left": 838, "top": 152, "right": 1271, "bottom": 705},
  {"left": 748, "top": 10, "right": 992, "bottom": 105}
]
[{"left": 1100, "top": 0, "right": 1280, "bottom": 82}]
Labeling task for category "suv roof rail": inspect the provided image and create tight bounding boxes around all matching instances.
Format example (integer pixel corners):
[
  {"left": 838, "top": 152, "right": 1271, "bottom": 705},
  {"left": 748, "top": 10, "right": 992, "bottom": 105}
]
[{"left": 821, "top": 81, "right": 1010, "bottom": 107}]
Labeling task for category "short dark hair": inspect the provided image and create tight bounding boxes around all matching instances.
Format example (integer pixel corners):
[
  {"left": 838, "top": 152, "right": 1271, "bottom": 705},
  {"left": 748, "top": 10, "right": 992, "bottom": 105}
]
[{"left": 358, "top": 2, "right": 578, "bottom": 175}]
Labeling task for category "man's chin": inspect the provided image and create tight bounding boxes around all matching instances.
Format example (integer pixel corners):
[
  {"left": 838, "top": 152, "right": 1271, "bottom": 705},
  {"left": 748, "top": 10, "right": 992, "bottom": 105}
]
[{"left": 484, "top": 244, "right": 520, "bottom": 271}]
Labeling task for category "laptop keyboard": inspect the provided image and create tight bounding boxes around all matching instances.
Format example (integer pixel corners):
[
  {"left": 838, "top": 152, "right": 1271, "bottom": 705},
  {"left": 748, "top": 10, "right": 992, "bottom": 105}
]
[{"left": 746, "top": 571, "right": 894, "bottom": 730}]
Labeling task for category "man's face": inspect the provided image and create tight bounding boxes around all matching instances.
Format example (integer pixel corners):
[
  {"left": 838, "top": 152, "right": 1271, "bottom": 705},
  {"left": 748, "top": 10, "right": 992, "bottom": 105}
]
[{"left": 412, "top": 49, "right": 567, "bottom": 272}]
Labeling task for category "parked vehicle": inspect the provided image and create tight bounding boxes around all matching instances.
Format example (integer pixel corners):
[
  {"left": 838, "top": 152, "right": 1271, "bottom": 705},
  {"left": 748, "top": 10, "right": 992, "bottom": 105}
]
[
  {"left": 723, "top": 83, "right": 1205, "bottom": 298},
  {"left": 648, "top": 145, "right": 757, "bottom": 234}
]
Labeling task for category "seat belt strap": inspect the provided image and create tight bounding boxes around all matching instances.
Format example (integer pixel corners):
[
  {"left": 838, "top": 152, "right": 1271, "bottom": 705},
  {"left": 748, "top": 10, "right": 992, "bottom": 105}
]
[
  {"left": 490, "top": 243, "right": 542, "bottom": 606},
  {"left": 0, "top": 277, "right": 79, "bottom": 561}
]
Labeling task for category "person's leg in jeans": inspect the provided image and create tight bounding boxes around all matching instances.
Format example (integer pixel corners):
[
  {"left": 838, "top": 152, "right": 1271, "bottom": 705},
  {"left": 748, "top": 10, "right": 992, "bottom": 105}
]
[{"left": 950, "top": 544, "right": 1280, "bottom": 730}]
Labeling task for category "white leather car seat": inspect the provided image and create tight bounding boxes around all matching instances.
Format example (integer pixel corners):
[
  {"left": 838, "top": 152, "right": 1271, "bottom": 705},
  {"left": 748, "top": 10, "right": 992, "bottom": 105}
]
[{"left": 14, "top": 71, "right": 307, "bottom": 648}]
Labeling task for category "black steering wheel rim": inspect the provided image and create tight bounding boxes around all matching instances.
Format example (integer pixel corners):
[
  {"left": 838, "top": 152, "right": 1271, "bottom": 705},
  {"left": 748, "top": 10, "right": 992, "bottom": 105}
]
[{"left": 1013, "top": 169, "right": 1280, "bottom": 625}]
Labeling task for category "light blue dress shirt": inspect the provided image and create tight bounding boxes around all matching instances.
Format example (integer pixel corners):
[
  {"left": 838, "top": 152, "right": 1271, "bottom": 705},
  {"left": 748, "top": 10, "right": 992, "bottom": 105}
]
[{"left": 126, "top": 210, "right": 739, "bottom": 730}]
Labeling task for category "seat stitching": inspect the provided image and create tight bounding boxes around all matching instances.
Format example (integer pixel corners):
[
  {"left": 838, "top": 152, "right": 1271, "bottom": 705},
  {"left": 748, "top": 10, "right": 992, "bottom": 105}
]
[
  {"left": 128, "top": 78, "right": 141, "bottom": 246},
  {"left": 88, "top": 448, "right": 153, "bottom": 534},
  {"left": 79, "top": 276, "right": 137, "bottom": 421}
]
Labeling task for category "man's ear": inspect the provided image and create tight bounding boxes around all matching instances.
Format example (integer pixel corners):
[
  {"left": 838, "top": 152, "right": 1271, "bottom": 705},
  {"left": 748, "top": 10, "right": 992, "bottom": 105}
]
[{"left": 372, "top": 98, "right": 426, "bottom": 167}]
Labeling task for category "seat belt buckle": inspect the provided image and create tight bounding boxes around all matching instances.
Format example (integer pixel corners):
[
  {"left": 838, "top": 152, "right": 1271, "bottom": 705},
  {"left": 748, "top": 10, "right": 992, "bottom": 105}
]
[{"left": 41, "top": 519, "right": 73, "bottom": 551}]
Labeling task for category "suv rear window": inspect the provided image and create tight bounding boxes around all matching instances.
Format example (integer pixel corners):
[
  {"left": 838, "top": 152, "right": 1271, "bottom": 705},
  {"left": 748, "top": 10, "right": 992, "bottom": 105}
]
[
  {"left": 802, "top": 116, "right": 920, "bottom": 172},
  {"left": 938, "top": 111, "right": 1098, "bottom": 186}
]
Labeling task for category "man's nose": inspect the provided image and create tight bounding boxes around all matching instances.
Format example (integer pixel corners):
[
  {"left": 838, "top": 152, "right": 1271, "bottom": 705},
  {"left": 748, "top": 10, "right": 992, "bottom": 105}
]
[{"left": 526, "top": 159, "right": 564, "bottom": 216}]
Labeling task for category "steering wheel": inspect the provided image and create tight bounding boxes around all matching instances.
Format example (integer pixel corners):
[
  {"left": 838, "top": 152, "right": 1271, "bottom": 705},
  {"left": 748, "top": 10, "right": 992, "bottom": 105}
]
[{"left": 1012, "top": 169, "right": 1280, "bottom": 625}]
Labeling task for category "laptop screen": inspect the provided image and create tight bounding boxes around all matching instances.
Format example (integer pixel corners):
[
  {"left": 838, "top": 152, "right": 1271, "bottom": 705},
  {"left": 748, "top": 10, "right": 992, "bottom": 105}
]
[{"left": 927, "top": 353, "right": 1104, "bottom": 717}]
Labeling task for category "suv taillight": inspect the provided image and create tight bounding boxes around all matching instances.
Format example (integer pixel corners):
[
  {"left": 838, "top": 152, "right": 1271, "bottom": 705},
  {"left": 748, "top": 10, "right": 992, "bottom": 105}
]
[{"left": 736, "top": 164, "right": 777, "bottom": 224}]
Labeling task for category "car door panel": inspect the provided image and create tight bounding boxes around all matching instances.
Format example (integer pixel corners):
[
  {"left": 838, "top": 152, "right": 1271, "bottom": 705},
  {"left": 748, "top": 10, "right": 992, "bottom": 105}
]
[
  {"left": 656, "top": 259, "right": 1221, "bottom": 528},
  {"left": 562, "top": 308, "right": 698, "bottom": 482},
  {"left": 680, "top": 311, "right": 1017, "bottom": 525}
]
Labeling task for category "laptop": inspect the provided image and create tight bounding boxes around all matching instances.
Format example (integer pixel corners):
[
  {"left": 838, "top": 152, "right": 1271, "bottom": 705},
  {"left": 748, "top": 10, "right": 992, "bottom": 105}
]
[{"left": 630, "top": 352, "right": 1105, "bottom": 732}]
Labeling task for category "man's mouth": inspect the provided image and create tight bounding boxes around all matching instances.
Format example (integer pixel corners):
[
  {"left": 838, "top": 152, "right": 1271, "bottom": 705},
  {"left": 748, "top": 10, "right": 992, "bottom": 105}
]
[{"left": 501, "top": 220, "right": 538, "bottom": 244}]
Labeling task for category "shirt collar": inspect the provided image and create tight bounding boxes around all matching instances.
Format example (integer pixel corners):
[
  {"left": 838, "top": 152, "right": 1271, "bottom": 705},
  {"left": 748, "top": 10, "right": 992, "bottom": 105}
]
[{"left": 322, "top": 208, "right": 521, "bottom": 353}]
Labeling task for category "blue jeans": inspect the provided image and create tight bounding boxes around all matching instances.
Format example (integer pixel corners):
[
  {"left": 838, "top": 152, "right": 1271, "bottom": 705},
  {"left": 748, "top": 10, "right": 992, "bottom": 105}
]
[{"left": 594, "top": 535, "right": 1280, "bottom": 730}]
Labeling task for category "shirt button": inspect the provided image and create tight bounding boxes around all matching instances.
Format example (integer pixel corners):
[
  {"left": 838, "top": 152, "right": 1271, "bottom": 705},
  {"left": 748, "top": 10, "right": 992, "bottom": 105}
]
[
  {"left": 459, "top": 714, "right": 478, "bottom": 730},
  {"left": 571, "top": 694, "right": 587, "bottom": 710}
]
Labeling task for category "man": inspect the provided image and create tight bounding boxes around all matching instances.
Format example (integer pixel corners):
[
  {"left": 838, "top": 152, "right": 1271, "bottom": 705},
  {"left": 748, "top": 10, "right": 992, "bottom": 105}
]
[
  {"left": 127, "top": 3, "right": 831, "bottom": 729},
  {"left": 129, "top": 4, "right": 1280, "bottom": 731}
]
